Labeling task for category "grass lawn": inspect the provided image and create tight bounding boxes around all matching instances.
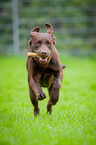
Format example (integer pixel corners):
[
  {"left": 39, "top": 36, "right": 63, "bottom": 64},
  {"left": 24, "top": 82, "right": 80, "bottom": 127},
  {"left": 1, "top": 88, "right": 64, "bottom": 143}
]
[{"left": 0, "top": 56, "right": 96, "bottom": 145}]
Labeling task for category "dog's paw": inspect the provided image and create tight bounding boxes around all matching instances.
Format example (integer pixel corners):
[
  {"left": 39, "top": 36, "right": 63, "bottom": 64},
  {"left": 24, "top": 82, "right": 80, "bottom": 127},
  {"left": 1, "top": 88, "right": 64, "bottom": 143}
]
[
  {"left": 36, "top": 93, "right": 47, "bottom": 101},
  {"left": 34, "top": 107, "right": 40, "bottom": 117},
  {"left": 47, "top": 102, "right": 52, "bottom": 114}
]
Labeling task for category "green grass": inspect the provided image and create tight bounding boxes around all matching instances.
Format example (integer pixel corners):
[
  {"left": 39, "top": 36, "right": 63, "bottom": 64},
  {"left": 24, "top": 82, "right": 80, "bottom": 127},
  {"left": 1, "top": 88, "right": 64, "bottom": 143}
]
[{"left": 0, "top": 56, "right": 96, "bottom": 145}]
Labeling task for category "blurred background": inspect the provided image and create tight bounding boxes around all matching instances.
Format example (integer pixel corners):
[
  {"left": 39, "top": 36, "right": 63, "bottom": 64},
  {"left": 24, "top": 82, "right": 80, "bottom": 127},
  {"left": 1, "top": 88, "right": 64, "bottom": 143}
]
[{"left": 0, "top": 0, "right": 96, "bottom": 56}]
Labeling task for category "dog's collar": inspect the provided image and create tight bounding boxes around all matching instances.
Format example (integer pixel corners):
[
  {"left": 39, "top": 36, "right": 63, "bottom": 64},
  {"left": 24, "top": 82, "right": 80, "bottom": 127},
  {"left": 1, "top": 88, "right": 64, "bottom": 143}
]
[{"left": 47, "top": 51, "right": 53, "bottom": 64}]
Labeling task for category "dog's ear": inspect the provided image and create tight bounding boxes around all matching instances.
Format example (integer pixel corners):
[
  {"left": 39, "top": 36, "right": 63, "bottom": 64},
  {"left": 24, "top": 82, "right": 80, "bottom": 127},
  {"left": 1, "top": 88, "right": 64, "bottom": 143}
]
[
  {"left": 28, "top": 27, "right": 40, "bottom": 48},
  {"left": 31, "top": 27, "right": 40, "bottom": 33},
  {"left": 45, "top": 23, "right": 56, "bottom": 44},
  {"left": 28, "top": 38, "right": 32, "bottom": 48},
  {"left": 30, "top": 27, "right": 40, "bottom": 36},
  {"left": 45, "top": 23, "right": 53, "bottom": 35}
]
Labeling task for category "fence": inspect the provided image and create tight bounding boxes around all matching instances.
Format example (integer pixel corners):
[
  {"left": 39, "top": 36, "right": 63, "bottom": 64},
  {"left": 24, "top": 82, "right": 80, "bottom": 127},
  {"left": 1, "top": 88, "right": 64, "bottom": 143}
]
[{"left": 0, "top": 0, "right": 96, "bottom": 56}]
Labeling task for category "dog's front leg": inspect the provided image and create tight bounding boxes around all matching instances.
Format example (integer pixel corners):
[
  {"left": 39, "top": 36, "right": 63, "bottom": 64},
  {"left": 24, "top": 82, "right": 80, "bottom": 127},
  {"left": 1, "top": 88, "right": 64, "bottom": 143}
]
[
  {"left": 27, "top": 58, "right": 46, "bottom": 100},
  {"left": 29, "top": 77, "right": 46, "bottom": 101}
]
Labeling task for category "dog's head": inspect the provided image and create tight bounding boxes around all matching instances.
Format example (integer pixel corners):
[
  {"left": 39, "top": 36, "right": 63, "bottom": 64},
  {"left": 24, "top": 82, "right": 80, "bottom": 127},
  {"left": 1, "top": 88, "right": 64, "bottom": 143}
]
[{"left": 28, "top": 23, "right": 56, "bottom": 65}]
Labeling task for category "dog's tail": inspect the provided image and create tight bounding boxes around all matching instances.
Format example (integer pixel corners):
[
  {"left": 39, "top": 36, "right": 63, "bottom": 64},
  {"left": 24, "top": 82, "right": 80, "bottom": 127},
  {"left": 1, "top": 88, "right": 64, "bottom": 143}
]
[{"left": 62, "top": 65, "right": 66, "bottom": 69}]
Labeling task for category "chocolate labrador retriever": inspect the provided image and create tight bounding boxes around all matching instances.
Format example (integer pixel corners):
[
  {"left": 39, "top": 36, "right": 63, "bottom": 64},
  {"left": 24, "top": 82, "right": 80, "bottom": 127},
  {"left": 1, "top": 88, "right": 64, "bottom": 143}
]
[{"left": 27, "top": 23, "right": 65, "bottom": 116}]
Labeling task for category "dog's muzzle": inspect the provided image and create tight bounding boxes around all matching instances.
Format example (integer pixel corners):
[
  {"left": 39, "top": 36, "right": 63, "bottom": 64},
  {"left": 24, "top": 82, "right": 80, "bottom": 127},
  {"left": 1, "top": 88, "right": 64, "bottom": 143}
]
[
  {"left": 38, "top": 57, "right": 48, "bottom": 64},
  {"left": 27, "top": 52, "right": 52, "bottom": 65}
]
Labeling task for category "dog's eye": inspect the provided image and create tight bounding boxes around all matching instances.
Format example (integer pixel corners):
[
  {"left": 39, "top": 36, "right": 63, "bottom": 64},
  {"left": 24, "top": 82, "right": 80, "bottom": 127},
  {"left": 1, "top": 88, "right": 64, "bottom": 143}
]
[
  {"left": 46, "top": 41, "right": 51, "bottom": 47},
  {"left": 35, "top": 41, "right": 42, "bottom": 47}
]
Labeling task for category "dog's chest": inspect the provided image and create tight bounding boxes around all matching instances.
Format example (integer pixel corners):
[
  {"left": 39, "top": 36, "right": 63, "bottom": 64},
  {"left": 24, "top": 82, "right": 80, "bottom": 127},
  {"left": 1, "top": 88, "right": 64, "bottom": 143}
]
[{"left": 39, "top": 69, "right": 54, "bottom": 87}]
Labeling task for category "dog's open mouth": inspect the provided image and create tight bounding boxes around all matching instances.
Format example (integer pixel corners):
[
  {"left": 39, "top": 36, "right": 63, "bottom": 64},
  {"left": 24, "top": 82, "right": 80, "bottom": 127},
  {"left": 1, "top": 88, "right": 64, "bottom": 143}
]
[
  {"left": 27, "top": 52, "right": 49, "bottom": 65},
  {"left": 38, "top": 57, "right": 48, "bottom": 64}
]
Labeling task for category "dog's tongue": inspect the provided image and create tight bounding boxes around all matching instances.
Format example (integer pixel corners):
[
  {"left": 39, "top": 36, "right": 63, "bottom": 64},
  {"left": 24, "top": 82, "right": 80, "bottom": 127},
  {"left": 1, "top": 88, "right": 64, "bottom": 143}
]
[{"left": 39, "top": 57, "right": 47, "bottom": 64}]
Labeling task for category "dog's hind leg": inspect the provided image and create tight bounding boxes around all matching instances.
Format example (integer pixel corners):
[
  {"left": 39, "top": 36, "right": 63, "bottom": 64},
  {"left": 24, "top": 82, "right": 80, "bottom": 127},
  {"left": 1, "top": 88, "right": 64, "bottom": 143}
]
[
  {"left": 47, "top": 84, "right": 53, "bottom": 114},
  {"left": 47, "top": 71, "right": 63, "bottom": 114},
  {"left": 47, "top": 86, "right": 60, "bottom": 114},
  {"left": 47, "top": 99, "right": 52, "bottom": 114},
  {"left": 47, "top": 74, "right": 54, "bottom": 114}
]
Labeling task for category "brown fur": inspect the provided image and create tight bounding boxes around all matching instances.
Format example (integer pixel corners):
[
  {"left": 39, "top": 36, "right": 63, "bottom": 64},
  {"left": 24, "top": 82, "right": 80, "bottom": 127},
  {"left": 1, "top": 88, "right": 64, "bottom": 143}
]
[{"left": 26, "top": 23, "right": 65, "bottom": 116}]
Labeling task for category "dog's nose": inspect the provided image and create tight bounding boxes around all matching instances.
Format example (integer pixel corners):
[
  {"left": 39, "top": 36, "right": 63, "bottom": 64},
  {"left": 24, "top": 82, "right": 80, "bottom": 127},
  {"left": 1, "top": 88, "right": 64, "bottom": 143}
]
[{"left": 41, "top": 50, "right": 47, "bottom": 55}]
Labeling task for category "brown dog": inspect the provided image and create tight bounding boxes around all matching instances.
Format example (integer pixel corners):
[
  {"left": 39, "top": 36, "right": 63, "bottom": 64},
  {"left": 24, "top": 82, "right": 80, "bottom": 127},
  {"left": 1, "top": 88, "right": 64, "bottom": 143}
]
[{"left": 26, "top": 23, "right": 65, "bottom": 116}]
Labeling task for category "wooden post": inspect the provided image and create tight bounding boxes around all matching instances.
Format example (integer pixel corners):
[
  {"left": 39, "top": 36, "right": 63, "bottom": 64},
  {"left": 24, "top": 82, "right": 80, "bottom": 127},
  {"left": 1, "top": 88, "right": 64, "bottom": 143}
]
[{"left": 12, "top": 0, "right": 20, "bottom": 54}]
